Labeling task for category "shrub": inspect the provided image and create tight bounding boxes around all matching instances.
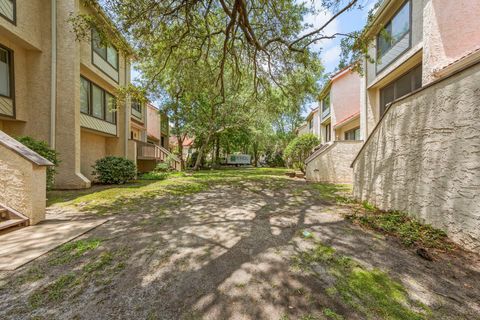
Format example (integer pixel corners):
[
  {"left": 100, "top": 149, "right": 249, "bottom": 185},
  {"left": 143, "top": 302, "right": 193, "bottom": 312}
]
[
  {"left": 265, "top": 151, "right": 285, "bottom": 167},
  {"left": 92, "top": 156, "right": 136, "bottom": 184},
  {"left": 139, "top": 171, "right": 169, "bottom": 180},
  {"left": 17, "top": 136, "right": 60, "bottom": 189},
  {"left": 284, "top": 134, "right": 319, "bottom": 173},
  {"left": 154, "top": 162, "right": 170, "bottom": 172}
]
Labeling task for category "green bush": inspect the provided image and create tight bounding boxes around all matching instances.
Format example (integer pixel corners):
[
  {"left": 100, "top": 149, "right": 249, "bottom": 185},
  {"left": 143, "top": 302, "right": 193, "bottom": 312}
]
[
  {"left": 17, "top": 136, "right": 60, "bottom": 190},
  {"left": 284, "top": 133, "right": 319, "bottom": 173},
  {"left": 154, "top": 162, "right": 170, "bottom": 172},
  {"left": 139, "top": 171, "right": 169, "bottom": 180},
  {"left": 92, "top": 156, "right": 136, "bottom": 184}
]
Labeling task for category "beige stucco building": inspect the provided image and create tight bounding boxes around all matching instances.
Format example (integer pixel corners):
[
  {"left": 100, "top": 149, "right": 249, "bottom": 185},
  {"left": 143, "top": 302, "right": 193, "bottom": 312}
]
[
  {"left": 352, "top": 0, "right": 480, "bottom": 251},
  {"left": 305, "top": 68, "right": 363, "bottom": 183},
  {"left": 0, "top": 0, "right": 135, "bottom": 189}
]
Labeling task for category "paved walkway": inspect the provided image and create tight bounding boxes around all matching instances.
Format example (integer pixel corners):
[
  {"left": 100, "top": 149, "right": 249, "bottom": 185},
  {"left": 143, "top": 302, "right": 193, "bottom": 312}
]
[{"left": 0, "top": 218, "right": 108, "bottom": 270}]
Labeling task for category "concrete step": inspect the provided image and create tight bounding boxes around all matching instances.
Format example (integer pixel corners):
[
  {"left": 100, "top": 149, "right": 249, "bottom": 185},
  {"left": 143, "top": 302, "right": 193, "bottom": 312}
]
[{"left": 0, "top": 219, "right": 27, "bottom": 231}]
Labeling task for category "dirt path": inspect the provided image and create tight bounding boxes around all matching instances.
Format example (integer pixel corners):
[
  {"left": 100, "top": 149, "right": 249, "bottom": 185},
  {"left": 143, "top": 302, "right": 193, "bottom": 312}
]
[{"left": 0, "top": 170, "right": 479, "bottom": 319}]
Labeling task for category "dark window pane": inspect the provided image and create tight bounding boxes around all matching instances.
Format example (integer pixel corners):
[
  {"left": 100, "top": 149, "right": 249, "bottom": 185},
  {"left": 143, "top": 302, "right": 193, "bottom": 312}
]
[
  {"left": 92, "top": 30, "right": 107, "bottom": 59},
  {"left": 391, "top": 4, "right": 410, "bottom": 42},
  {"left": 396, "top": 71, "right": 413, "bottom": 98},
  {"left": 107, "top": 46, "right": 118, "bottom": 69},
  {"left": 380, "top": 83, "right": 395, "bottom": 115},
  {"left": 92, "top": 84, "right": 104, "bottom": 119},
  {"left": 412, "top": 65, "right": 422, "bottom": 90},
  {"left": 105, "top": 93, "right": 116, "bottom": 123},
  {"left": 80, "top": 77, "right": 90, "bottom": 113},
  {"left": 0, "top": 48, "right": 10, "bottom": 97}
]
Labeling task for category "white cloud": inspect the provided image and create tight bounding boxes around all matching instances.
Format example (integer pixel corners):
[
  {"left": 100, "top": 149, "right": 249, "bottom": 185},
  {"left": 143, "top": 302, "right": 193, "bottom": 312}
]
[{"left": 322, "top": 45, "right": 341, "bottom": 66}]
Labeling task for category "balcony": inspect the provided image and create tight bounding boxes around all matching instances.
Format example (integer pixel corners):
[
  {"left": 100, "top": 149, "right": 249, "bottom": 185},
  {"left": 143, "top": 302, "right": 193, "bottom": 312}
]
[{"left": 136, "top": 140, "right": 181, "bottom": 171}]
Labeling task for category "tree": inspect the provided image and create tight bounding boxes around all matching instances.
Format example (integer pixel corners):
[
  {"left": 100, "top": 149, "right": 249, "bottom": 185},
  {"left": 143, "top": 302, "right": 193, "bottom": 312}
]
[{"left": 284, "top": 133, "right": 319, "bottom": 173}]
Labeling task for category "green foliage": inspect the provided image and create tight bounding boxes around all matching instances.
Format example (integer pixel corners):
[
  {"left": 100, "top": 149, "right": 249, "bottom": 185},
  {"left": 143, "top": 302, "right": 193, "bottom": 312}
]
[
  {"left": 292, "top": 242, "right": 431, "bottom": 319},
  {"left": 351, "top": 211, "right": 450, "bottom": 249},
  {"left": 265, "top": 151, "right": 285, "bottom": 167},
  {"left": 154, "top": 162, "right": 170, "bottom": 172},
  {"left": 92, "top": 156, "right": 136, "bottom": 184},
  {"left": 17, "top": 136, "right": 59, "bottom": 189},
  {"left": 284, "top": 133, "right": 319, "bottom": 172},
  {"left": 140, "top": 171, "right": 169, "bottom": 180},
  {"left": 49, "top": 239, "right": 102, "bottom": 266}
]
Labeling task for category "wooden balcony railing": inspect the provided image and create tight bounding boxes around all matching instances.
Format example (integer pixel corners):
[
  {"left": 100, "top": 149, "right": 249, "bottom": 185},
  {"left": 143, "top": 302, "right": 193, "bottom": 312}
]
[{"left": 136, "top": 141, "right": 181, "bottom": 171}]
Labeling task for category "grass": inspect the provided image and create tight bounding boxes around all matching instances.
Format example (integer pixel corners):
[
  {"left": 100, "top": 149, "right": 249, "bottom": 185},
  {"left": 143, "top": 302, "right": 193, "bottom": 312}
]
[
  {"left": 48, "top": 238, "right": 102, "bottom": 266},
  {"left": 323, "top": 308, "right": 344, "bottom": 320},
  {"left": 29, "top": 246, "right": 129, "bottom": 309},
  {"left": 46, "top": 168, "right": 290, "bottom": 214},
  {"left": 291, "top": 242, "right": 431, "bottom": 320},
  {"left": 347, "top": 210, "right": 451, "bottom": 249}
]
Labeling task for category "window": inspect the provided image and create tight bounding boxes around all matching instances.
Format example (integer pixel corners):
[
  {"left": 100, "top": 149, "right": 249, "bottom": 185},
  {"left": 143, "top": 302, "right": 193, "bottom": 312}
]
[
  {"left": 80, "top": 76, "right": 116, "bottom": 124},
  {"left": 376, "top": 1, "right": 411, "bottom": 72},
  {"left": 322, "top": 93, "right": 331, "bottom": 117},
  {"left": 325, "top": 123, "right": 331, "bottom": 142},
  {"left": 380, "top": 65, "right": 422, "bottom": 115},
  {"left": 0, "top": 47, "right": 12, "bottom": 98},
  {"left": 308, "top": 119, "right": 313, "bottom": 130},
  {"left": 92, "top": 30, "right": 119, "bottom": 70},
  {"left": 0, "top": 0, "right": 15, "bottom": 23},
  {"left": 132, "top": 100, "right": 142, "bottom": 113},
  {"left": 80, "top": 77, "right": 90, "bottom": 113},
  {"left": 92, "top": 84, "right": 104, "bottom": 119},
  {"left": 345, "top": 127, "right": 361, "bottom": 141},
  {"left": 105, "top": 93, "right": 116, "bottom": 123}
]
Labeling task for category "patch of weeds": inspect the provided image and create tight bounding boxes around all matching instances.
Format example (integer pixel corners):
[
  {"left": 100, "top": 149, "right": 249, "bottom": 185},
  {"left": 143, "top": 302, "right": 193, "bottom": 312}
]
[
  {"left": 362, "top": 201, "right": 376, "bottom": 211},
  {"left": 279, "top": 315, "right": 290, "bottom": 320},
  {"left": 139, "top": 171, "right": 169, "bottom": 180},
  {"left": 350, "top": 210, "right": 451, "bottom": 249},
  {"left": 82, "top": 252, "right": 113, "bottom": 273},
  {"left": 323, "top": 308, "right": 344, "bottom": 320},
  {"left": 299, "top": 314, "right": 318, "bottom": 320},
  {"left": 310, "top": 183, "right": 353, "bottom": 204},
  {"left": 235, "top": 283, "right": 247, "bottom": 289},
  {"left": 29, "top": 273, "right": 77, "bottom": 308},
  {"left": 16, "top": 267, "right": 45, "bottom": 285},
  {"left": 292, "top": 242, "right": 431, "bottom": 319},
  {"left": 48, "top": 238, "right": 101, "bottom": 266}
]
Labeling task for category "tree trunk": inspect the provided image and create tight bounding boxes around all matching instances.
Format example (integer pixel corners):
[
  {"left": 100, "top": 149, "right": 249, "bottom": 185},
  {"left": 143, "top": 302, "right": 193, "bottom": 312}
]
[
  {"left": 193, "top": 135, "right": 211, "bottom": 171},
  {"left": 253, "top": 142, "right": 258, "bottom": 167},
  {"left": 177, "top": 136, "right": 185, "bottom": 170}
]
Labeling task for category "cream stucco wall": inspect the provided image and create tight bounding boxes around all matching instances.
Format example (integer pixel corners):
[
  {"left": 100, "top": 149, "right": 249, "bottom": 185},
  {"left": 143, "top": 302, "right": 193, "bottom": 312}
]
[
  {"left": 305, "top": 141, "right": 363, "bottom": 184},
  {"left": 353, "top": 63, "right": 480, "bottom": 252},
  {"left": 0, "top": 144, "right": 47, "bottom": 224}
]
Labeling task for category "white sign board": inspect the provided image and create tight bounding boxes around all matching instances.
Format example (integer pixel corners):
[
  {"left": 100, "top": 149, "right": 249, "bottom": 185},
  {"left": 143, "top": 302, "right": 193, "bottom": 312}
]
[{"left": 226, "top": 154, "right": 251, "bottom": 165}]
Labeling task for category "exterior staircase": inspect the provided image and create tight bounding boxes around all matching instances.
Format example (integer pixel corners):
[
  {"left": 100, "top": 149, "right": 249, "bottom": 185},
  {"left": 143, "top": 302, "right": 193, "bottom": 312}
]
[
  {"left": 0, "top": 204, "right": 29, "bottom": 232},
  {"left": 136, "top": 141, "right": 181, "bottom": 171}
]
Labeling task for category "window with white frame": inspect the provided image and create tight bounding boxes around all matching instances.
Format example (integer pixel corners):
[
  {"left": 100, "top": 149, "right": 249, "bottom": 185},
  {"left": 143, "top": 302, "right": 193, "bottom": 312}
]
[{"left": 344, "top": 127, "right": 361, "bottom": 141}]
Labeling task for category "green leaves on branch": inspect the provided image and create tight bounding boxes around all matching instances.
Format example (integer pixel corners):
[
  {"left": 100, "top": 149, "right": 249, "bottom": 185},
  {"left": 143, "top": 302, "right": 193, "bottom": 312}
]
[{"left": 284, "top": 134, "right": 319, "bottom": 173}]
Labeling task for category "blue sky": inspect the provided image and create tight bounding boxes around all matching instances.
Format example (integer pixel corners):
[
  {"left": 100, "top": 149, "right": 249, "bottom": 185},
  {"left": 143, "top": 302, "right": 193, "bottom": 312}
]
[{"left": 300, "top": 0, "right": 376, "bottom": 114}]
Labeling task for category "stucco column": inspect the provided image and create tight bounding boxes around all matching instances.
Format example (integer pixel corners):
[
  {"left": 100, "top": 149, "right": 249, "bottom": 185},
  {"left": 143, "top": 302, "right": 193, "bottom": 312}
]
[
  {"left": 360, "top": 59, "right": 368, "bottom": 141},
  {"left": 54, "top": 0, "right": 90, "bottom": 189}
]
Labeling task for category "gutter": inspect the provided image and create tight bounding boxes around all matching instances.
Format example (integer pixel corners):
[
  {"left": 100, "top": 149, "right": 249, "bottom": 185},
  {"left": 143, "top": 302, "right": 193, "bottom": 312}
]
[{"left": 50, "top": 0, "right": 57, "bottom": 148}]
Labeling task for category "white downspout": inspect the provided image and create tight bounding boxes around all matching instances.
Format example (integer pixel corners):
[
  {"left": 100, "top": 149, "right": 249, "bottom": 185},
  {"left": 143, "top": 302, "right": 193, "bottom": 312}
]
[
  {"left": 50, "top": 0, "right": 57, "bottom": 148},
  {"left": 124, "top": 58, "right": 129, "bottom": 158}
]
